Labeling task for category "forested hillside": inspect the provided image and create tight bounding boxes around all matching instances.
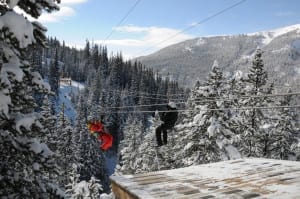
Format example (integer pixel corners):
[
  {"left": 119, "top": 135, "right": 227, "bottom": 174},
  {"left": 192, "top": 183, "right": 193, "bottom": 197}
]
[{"left": 136, "top": 24, "right": 300, "bottom": 88}]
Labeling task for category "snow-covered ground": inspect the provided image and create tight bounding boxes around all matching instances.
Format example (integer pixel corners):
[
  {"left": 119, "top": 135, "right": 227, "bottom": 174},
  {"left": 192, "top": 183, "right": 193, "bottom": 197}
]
[{"left": 57, "top": 80, "right": 85, "bottom": 123}]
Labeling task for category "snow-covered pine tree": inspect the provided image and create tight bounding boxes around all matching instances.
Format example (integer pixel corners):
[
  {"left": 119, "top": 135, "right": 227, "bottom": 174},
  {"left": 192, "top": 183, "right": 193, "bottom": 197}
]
[
  {"left": 91, "top": 44, "right": 100, "bottom": 70},
  {"left": 257, "top": 82, "right": 275, "bottom": 158},
  {"left": 180, "top": 61, "right": 239, "bottom": 166},
  {"left": 40, "top": 95, "right": 57, "bottom": 151},
  {"left": 174, "top": 79, "right": 209, "bottom": 166},
  {"left": 86, "top": 66, "right": 106, "bottom": 124},
  {"left": 29, "top": 43, "right": 45, "bottom": 107},
  {"left": 66, "top": 162, "right": 103, "bottom": 199},
  {"left": 56, "top": 103, "right": 75, "bottom": 185},
  {"left": 84, "top": 40, "right": 91, "bottom": 61},
  {"left": 99, "top": 46, "right": 109, "bottom": 80},
  {"left": 226, "top": 71, "right": 247, "bottom": 151},
  {"left": 65, "top": 164, "right": 81, "bottom": 198},
  {"left": 239, "top": 49, "right": 270, "bottom": 157},
  {"left": 74, "top": 94, "right": 86, "bottom": 166},
  {"left": 270, "top": 89, "right": 299, "bottom": 160},
  {"left": 0, "top": 0, "right": 64, "bottom": 197},
  {"left": 119, "top": 115, "right": 143, "bottom": 174},
  {"left": 49, "top": 48, "right": 60, "bottom": 96}
]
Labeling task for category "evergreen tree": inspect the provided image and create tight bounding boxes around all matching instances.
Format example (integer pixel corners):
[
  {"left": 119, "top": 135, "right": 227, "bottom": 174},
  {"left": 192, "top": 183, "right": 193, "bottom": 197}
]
[
  {"left": 270, "top": 89, "right": 299, "bottom": 159},
  {"left": 65, "top": 164, "right": 81, "bottom": 198},
  {"left": 40, "top": 95, "right": 57, "bottom": 150},
  {"left": 65, "top": 162, "right": 104, "bottom": 198},
  {"left": 135, "top": 128, "right": 160, "bottom": 172},
  {"left": 0, "top": 0, "right": 64, "bottom": 197},
  {"left": 49, "top": 48, "right": 60, "bottom": 96},
  {"left": 179, "top": 61, "right": 239, "bottom": 165},
  {"left": 56, "top": 103, "right": 75, "bottom": 185},
  {"left": 92, "top": 43, "right": 100, "bottom": 69},
  {"left": 119, "top": 115, "right": 143, "bottom": 174},
  {"left": 84, "top": 40, "right": 91, "bottom": 61},
  {"left": 239, "top": 49, "right": 270, "bottom": 157},
  {"left": 226, "top": 70, "right": 247, "bottom": 147}
]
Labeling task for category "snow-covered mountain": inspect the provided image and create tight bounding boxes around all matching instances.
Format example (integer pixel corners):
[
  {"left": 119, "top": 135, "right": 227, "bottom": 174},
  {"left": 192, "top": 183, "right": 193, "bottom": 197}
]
[{"left": 136, "top": 24, "right": 300, "bottom": 88}]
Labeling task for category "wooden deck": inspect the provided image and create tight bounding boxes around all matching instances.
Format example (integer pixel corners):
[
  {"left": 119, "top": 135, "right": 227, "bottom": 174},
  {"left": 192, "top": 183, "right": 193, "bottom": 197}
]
[{"left": 110, "top": 158, "right": 300, "bottom": 199}]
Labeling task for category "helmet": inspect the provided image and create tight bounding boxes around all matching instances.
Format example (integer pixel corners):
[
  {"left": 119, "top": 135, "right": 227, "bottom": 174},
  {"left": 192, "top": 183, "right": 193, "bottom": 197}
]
[{"left": 167, "top": 101, "right": 177, "bottom": 109}]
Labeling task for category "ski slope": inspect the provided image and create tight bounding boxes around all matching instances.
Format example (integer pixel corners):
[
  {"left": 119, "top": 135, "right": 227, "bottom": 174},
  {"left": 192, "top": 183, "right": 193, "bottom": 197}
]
[{"left": 57, "top": 80, "right": 85, "bottom": 123}]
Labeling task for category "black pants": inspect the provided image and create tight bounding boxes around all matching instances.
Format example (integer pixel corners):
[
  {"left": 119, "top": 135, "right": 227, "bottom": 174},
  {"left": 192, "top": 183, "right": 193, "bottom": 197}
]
[{"left": 156, "top": 124, "right": 171, "bottom": 146}]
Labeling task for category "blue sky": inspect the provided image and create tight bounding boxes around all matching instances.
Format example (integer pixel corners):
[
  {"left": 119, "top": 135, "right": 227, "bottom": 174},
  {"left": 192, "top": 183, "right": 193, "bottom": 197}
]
[{"left": 38, "top": 0, "right": 300, "bottom": 58}]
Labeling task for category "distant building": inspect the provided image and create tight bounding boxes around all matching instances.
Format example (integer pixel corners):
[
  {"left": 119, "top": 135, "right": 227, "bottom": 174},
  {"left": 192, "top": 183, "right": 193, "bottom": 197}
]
[{"left": 60, "top": 77, "right": 72, "bottom": 86}]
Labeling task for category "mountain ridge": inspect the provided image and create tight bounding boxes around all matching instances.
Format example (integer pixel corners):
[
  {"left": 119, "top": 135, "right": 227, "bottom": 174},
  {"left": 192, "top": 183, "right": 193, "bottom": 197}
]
[{"left": 136, "top": 24, "right": 300, "bottom": 88}]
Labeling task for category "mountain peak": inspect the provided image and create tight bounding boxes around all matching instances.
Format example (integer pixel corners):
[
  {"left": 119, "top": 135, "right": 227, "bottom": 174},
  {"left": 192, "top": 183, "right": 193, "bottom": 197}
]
[{"left": 248, "top": 24, "right": 300, "bottom": 45}]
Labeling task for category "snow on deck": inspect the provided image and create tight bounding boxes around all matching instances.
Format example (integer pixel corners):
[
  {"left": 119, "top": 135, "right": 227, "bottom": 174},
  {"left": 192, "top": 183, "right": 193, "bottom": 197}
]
[{"left": 110, "top": 158, "right": 300, "bottom": 199}]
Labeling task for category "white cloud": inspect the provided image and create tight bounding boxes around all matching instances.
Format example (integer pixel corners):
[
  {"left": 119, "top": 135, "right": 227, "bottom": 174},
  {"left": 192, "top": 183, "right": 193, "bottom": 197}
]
[
  {"left": 97, "top": 39, "right": 144, "bottom": 47},
  {"left": 14, "top": 1, "right": 87, "bottom": 23},
  {"left": 40, "top": 0, "right": 89, "bottom": 22},
  {"left": 95, "top": 25, "right": 193, "bottom": 59},
  {"left": 65, "top": 25, "right": 194, "bottom": 59},
  {"left": 61, "top": 0, "right": 88, "bottom": 5},
  {"left": 39, "top": 6, "right": 75, "bottom": 23},
  {"left": 114, "top": 26, "right": 149, "bottom": 33}
]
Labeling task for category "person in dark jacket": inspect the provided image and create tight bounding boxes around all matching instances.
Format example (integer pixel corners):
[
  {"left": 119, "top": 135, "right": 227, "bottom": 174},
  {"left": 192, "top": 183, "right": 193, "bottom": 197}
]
[{"left": 156, "top": 102, "right": 178, "bottom": 146}]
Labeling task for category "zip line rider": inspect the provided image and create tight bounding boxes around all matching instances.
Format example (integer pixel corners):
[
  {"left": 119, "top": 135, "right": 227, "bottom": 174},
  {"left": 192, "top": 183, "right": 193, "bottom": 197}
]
[
  {"left": 87, "top": 118, "right": 113, "bottom": 151},
  {"left": 156, "top": 102, "right": 178, "bottom": 147}
]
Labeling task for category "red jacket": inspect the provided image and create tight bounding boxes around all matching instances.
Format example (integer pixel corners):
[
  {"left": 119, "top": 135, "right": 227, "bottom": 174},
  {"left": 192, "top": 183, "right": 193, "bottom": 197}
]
[
  {"left": 88, "top": 121, "right": 113, "bottom": 150},
  {"left": 98, "top": 132, "right": 113, "bottom": 150}
]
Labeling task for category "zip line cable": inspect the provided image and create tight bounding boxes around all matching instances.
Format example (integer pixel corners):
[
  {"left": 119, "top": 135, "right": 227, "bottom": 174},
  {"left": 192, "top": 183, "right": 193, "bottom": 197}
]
[
  {"left": 86, "top": 87, "right": 300, "bottom": 107},
  {"left": 137, "top": 0, "right": 247, "bottom": 55},
  {"left": 101, "top": 91, "right": 300, "bottom": 110},
  {"left": 190, "top": 91, "right": 300, "bottom": 101},
  {"left": 102, "top": 0, "right": 141, "bottom": 45},
  {"left": 92, "top": 82, "right": 299, "bottom": 100},
  {"left": 123, "top": 91, "right": 188, "bottom": 97},
  {"left": 102, "top": 99, "right": 227, "bottom": 109},
  {"left": 96, "top": 83, "right": 300, "bottom": 101},
  {"left": 101, "top": 92, "right": 187, "bottom": 101},
  {"left": 101, "top": 105, "right": 300, "bottom": 114},
  {"left": 100, "top": 83, "right": 300, "bottom": 99},
  {"left": 104, "top": 89, "right": 188, "bottom": 98}
]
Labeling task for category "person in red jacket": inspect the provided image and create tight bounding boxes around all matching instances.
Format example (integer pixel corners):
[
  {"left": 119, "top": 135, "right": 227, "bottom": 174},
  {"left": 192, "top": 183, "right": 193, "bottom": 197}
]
[{"left": 87, "top": 120, "right": 113, "bottom": 151}]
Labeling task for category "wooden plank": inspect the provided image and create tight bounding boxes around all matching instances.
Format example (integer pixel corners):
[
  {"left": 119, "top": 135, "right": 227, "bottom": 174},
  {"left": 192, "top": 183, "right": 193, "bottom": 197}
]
[{"left": 111, "top": 181, "right": 139, "bottom": 199}]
